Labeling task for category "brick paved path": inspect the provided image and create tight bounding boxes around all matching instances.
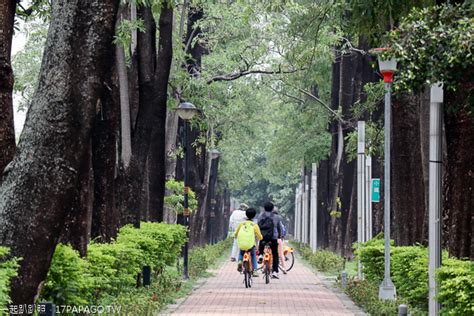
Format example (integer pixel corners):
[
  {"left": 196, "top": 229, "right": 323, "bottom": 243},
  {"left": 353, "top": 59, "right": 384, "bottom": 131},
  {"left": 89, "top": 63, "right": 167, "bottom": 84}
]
[{"left": 162, "top": 255, "right": 364, "bottom": 316}]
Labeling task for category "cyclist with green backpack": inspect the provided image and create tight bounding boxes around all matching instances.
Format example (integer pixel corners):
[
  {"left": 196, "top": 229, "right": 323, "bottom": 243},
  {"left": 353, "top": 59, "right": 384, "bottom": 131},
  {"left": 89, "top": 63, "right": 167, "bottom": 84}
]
[{"left": 234, "top": 208, "right": 262, "bottom": 277}]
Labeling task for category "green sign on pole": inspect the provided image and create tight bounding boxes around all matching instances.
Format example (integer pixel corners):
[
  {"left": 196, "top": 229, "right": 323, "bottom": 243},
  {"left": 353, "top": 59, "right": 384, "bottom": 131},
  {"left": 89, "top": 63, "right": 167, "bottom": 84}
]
[{"left": 372, "top": 178, "right": 380, "bottom": 203}]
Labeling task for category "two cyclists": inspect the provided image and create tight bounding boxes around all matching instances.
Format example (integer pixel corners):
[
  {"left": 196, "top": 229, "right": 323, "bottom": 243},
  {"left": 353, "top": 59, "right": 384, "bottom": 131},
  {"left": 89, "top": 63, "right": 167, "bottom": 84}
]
[
  {"left": 233, "top": 207, "right": 262, "bottom": 277},
  {"left": 234, "top": 201, "right": 286, "bottom": 279}
]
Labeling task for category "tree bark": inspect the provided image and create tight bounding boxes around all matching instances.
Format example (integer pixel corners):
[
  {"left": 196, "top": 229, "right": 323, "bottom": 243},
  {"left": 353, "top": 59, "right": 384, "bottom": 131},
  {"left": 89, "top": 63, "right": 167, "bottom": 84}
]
[
  {"left": 120, "top": 4, "right": 156, "bottom": 227},
  {"left": 179, "top": 4, "right": 211, "bottom": 247},
  {"left": 148, "top": 1, "right": 173, "bottom": 222},
  {"left": 419, "top": 89, "right": 430, "bottom": 244},
  {"left": 0, "top": 0, "right": 118, "bottom": 304},
  {"left": 189, "top": 129, "right": 211, "bottom": 247},
  {"left": 205, "top": 156, "right": 219, "bottom": 243},
  {"left": 317, "top": 160, "right": 330, "bottom": 249},
  {"left": 163, "top": 110, "right": 179, "bottom": 223},
  {"left": 60, "top": 139, "right": 93, "bottom": 257},
  {"left": 391, "top": 93, "right": 426, "bottom": 246},
  {"left": 116, "top": 10, "right": 132, "bottom": 168},
  {"left": 91, "top": 68, "right": 120, "bottom": 242},
  {"left": 328, "top": 50, "right": 356, "bottom": 255},
  {"left": 0, "top": 0, "right": 16, "bottom": 175},
  {"left": 443, "top": 92, "right": 474, "bottom": 259}
]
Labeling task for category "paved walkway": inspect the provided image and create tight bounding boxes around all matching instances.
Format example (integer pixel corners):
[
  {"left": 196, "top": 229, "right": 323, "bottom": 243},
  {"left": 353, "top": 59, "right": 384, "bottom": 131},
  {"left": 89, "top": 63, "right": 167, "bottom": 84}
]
[{"left": 161, "top": 254, "right": 364, "bottom": 316}]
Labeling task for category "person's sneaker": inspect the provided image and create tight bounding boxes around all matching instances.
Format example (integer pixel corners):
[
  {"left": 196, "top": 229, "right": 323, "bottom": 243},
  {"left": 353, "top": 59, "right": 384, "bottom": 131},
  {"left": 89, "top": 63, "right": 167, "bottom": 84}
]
[
  {"left": 280, "top": 267, "right": 287, "bottom": 274},
  {"left": 237, "top": 261, "right": 242, "bottom": 272},
  {"left": 230, "top": 257, "right": 236, "bottom": 262},
  {"left": 257, "top": 255, "right": 263, "bottom": 264},
  {"left": 252, "top": 270, "right": 259, "bottom": 277},
  {"left": 272, "top": 271, "right": 279, "bottom": 279}
]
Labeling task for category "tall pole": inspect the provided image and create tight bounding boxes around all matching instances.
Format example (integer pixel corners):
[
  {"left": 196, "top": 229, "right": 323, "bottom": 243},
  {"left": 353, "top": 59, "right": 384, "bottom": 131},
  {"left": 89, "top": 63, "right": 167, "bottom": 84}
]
[
  {"left": 294, "top": 187, "right": 299, "bottom": 240},
  {"left": 297, "top": 183, "right": 303, "bottom": 241},
  {"left": 310, "top": 163, "right": 318, "bottom": 251},
  {"left": 429, "top": 82, "right": 443, "bottom": 315},
  {"left": 379, "top": 81, "right": 396, "bottom": 299},
  {"left": 366, "top": 155, "right": 373, "bottom": 240},
  {"left": 357, "top": 121, "right": 366, "bottom": 278},
  {"left": 183, "top": 120, "right": 190, "bottom": 279},
  {"left": 303, "top": 175, "right": 309, "bottom": 244}
]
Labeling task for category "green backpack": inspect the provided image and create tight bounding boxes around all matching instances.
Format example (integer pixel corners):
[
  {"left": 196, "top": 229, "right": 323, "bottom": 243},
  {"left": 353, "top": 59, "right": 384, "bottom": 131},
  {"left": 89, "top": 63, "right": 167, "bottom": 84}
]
[{"left": 237, "top": 221, "right": 255, "bottom": 250}]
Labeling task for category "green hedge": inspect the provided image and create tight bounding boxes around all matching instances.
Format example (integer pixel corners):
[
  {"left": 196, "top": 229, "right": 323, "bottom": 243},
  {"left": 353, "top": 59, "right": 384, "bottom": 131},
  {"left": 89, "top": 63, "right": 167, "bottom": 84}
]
[
  {"left": 41, "top": 222, "right": 187, "bottom": 306},
  {"left": 0, "top": 247, "right": 19, "bottom": 311},
  {"left": 437, "top": 258, "right": 474, "bottom": 315},
  {"left": 355, "top": 236, "right": 473, "bottom": 314},
  {"left": 292, "top": 242, "right": 345, "bottom": 273}
]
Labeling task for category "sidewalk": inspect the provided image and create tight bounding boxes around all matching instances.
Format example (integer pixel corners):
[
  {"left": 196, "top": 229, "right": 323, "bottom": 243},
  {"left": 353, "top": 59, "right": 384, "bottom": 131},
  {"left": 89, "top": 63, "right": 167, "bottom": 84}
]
[{"left": 161, "top": 254, "right": 364, "bottom": 315}]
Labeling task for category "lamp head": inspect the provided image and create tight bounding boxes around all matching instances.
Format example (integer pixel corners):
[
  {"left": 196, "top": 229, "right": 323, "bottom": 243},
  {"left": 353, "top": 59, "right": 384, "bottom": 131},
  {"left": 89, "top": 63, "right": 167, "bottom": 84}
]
[
  {"left": 369, "top": 48, "right": 397, "bottom": 83},
  {"left": 176, "top": 102, "right": 199, "bottom": 120}
]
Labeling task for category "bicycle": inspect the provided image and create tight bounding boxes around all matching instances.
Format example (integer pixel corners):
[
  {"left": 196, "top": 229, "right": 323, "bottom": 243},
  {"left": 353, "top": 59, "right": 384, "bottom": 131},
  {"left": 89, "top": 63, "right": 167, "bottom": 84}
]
[
  {"left": 241, "top": 250, "right": 253, "bottom": 288},
  {"left": 261, "top": 241, "right": 273, "bottom": 284},
  {"left": 280, "top": 243, "right": 295, "bottom": 272}
]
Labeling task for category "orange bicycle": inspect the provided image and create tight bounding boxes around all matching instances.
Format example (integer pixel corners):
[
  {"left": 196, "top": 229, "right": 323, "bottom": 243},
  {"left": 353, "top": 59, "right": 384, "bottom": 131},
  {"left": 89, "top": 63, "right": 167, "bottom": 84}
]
[
  {"left": 280, "top": 243, "right": 295, "bottom": 272},
  {"left": 242, "top": 250, "right": 253, "bottom": 288},
  {"left": 261, "top": 241, "right": 273, "bottom": 284}
]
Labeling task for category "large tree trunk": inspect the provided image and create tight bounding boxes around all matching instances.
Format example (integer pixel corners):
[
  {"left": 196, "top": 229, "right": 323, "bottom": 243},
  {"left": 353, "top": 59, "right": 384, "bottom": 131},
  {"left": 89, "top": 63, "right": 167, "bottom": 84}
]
[
  {"left": 116, "top": 11, "right": 132, "bottom": 169},
  {"left": 419, "top": 89, "right": 430, "bottom": 244},
  {"left": 444, "top": 89, "right": 474, "bottom": 260},
  {"left": 60, "top": 140, "right": 94, "bottom": 257},
  {"left": 188, "top": 129, "right": 211, "bottom": 247},
  {"left": 120, "top": 4, "right": 156, "bottom": 227},
  {"left": 205, "top": 156, "right": 219, "bottom": 244},
  {"left": 326, "top": 49, "right": 340, "bottom": 252},
  {"left": 0, "top": 0, "right": 118, "bottom": 304},
  {"left": 0, "top": 0, "right": 16, "bottom": 174},
  {"left": 163, "top": 109, "right": 179, "bottom": 223},
  {"left": 391, "top": 93, "right": 426, "bottom": 245},
  {"left": 328, "top": 50, "right": 356, "bottom": 255},
  {"left": 317, "top": 160, "right": 330, "bottom": 249},
  {"left": 148, "top": 1, "right": 173, "bottom": 222},
  {"left": 180, "top": 5, "right": 211, "bottom": 247},
  {"left": 91, "top": 68, "right": 120, "bottom": 241}
]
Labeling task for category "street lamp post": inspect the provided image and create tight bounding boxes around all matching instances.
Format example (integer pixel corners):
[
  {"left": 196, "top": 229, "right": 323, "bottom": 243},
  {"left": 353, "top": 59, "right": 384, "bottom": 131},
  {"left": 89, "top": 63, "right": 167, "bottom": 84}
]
[
  {"left": 375, "top": 50, "right": 397, "bottom": 300},
  {"left": 176, "top": 102, "right": 199, "bottom": 280},
  {"left": 429, "top": 82, "right": 443, "bottom": 315}
]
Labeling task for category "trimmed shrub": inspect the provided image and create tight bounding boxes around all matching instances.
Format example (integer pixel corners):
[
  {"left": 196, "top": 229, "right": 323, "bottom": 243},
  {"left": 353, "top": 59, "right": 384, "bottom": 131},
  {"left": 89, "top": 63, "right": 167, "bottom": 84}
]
[
  {"left": 392, "top": 246, "right": 428, "bottom": 310},
  {"left": 292, "top": 242, "right": 345, "bottom": 273},
  {"left": 41, "top": 222, "right": 187, "bottom": 305},
  {"left": 437, "top": 258, "right": 474, "bottom": 315},
  {"left": 355, "top": 237, "right": 473, "bottom": 314},
  {"left": 354, "top": 236, "right": 387, "bottom": 282},
  {"left": 309, "top": 250, "right": 345, "bottom": 273},
  {"left": 0, "top": 247, "right": 19, "bottom": 311},
  {"left": 97, "top": 266, "right": 182, "bottom": 315},
  {"left": 87, "top": 242, "right": 142, "bottom": 296},
  {"left": 116, "top": 222, "right": 187, "bottom": 272},
  {"left": 41, "top": 244, "right": 92, "bottom": 306}
]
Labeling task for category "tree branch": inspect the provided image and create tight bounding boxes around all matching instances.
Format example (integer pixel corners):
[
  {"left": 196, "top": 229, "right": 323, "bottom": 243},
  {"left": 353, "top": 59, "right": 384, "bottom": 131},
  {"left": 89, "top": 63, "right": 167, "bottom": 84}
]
[
  {"left": 264, "top": 83, "right": 305, "bottom": 104},
  {"left": 206, "top": 66, "right": 304, "bottom": 84},
  {"left": 339, "top": 36, "right": 368, "bottom": 55},
  {"left": 297, "top": 87, "right": 348, "bottom": 124}
]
